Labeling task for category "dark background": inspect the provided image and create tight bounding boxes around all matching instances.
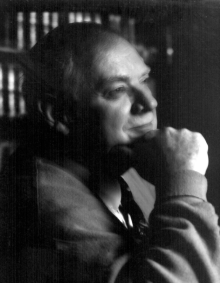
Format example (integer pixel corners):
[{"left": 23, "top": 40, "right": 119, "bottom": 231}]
[{"left": 0, "top": 0, "right": 220, "bottom": 215}]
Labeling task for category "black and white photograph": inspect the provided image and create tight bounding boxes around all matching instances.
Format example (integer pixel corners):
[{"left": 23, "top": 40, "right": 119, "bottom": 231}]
[{"left": 0, "top": 0, "right": 220, "bottom": 282}]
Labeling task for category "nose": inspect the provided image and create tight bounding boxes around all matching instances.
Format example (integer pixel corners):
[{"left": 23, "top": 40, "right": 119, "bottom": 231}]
[{"left": 130, "top": 85, "right": 157, "bottom": 115}]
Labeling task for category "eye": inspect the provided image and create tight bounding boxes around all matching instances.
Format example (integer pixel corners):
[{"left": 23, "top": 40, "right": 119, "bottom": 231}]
[
  {"left": 104, "top": 86, "right": 127, "bottom": 100},
  {"left": 142, "top": 76, "right": 150, "bottom": 85}
]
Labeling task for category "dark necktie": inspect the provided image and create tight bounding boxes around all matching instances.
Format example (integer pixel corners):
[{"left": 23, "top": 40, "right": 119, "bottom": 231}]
[{"left": 118, "top": 177, "right": 149, "bottom": 243}]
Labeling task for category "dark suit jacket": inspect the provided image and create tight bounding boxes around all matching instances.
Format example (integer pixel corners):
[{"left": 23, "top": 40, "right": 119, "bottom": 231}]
[{"left": 1, "top": 149, "right": 220, "bottom": 282}]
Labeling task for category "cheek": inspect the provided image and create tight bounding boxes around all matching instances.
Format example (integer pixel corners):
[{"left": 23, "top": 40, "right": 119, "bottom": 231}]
[
  {"left": 100, "top": 104, "right": 127, "bottom": 133},
  {"left": 92, "top": 98, "right": 131, "bottom": 145}
]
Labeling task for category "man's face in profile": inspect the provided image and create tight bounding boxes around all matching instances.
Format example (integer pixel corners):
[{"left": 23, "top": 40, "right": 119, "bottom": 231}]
[{"left": 86, "top": 37, "right": 158, "bottom": 150}]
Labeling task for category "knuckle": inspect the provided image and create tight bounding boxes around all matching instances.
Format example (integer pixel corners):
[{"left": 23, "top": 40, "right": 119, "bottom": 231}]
[
  {"left": 202, "top": 138, "right": 209, "bottom": 152},
  {"left": 193, "top": 132, "right": 209, "bottom": 151},
  {"left": 180, "top": 128, "right": 190, "bottom": 136},
  {"left": 194, "top": 132, "right": 202, "bottom": 138},
  {"left": 163, "top": 126, "right": 175, "bottom": 136},
  {"left": 194, "top": 131, "right": 205, "bottom": 141},
  {"left": 181, "top": 128, "right": 188, "bottom": 133},
  {"left": 164, "top": 126, "right": 174, "bottom": 132},
  {"left": 162, "top": 127, "right": 169, "bottom": 134}
]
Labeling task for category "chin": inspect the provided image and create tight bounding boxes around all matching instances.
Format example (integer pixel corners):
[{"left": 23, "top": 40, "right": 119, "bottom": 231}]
[{"left": 126, "top": 132, "right": 148, "bottom": 143}]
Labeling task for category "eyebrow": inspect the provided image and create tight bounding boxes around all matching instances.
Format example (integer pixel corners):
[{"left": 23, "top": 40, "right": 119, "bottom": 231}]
[
  {"left": 94, "top": 76, "right": 128, "bottom": 91},
  {"left": 95, "top": 70, "right": 150, "bottom": 90}
]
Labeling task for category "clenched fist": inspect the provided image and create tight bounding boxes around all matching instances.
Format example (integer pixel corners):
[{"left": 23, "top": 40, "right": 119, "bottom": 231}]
[
  {"left": 143, "top": 127, "right": 209, "bottom": 176},
  {"left": 107, "top": 127, "right": 209, "bottom": 183}
]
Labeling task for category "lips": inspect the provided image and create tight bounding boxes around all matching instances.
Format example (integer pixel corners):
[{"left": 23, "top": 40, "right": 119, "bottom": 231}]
[
  {"left": 125, "top": 111, "right": 157, "bottom": 138},
  {"left": 130, "top": 111, "right": 155, "bottom": 126},
  {"left": 130, "top": 123, "right": 153, "bottom": 132}
]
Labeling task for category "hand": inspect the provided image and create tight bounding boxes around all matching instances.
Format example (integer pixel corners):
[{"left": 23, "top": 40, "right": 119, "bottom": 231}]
[
  {"left": 133, "top": 127, "right": 209, "bottom": 178},
  {"left": 152, "top": 127, "right": 209, "bottom": 175},
  {"left": 107, "top": 127, "right": 208, "bottom": 183}
]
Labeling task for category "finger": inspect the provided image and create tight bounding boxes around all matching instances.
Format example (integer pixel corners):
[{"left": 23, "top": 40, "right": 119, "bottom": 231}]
[{"left": 143, "top": 129, "right": 160, "bottom": 140}]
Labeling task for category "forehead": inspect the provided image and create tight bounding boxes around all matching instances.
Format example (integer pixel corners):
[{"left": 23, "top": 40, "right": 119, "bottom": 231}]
[{"left": 92, "top": 38, "right": 149, "bottom": 84}]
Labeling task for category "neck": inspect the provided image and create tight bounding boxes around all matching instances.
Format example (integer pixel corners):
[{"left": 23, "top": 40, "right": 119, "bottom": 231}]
[{"left": 97, "top": 172, "right": 121, "bottom": 212}]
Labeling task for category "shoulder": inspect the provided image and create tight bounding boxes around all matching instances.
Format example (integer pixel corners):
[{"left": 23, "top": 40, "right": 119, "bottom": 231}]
[{"left": 35, "top": 157, "right": 92, "bottom": 197}]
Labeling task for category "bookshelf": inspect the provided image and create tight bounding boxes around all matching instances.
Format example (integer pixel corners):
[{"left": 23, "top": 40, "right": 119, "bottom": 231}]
[{"left": 0, "top": 11, "right": 137, "bottom": 118}]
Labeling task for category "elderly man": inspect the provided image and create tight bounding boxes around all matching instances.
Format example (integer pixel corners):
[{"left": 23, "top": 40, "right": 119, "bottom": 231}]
[{"left": 0, "top": 23, "right": 220, "bottom": 283}]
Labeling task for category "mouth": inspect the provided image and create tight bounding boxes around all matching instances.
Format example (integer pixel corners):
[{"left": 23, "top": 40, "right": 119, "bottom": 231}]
[
  {"left": 125, "top": 112, "right": 157, "bottom": 139},
  {"left": 130, "top": 123, "right": 153, "bottom": 132},
  {"left": 127, "top": 123, "right": 156, "bottom": 138}
]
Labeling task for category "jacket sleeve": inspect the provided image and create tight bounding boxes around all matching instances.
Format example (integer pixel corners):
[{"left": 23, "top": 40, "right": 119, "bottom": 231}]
[
  {"left": 1, "top": 158, "right": 220, "bottom": 283},
  {"left": 110, "top": 170, "right": 220, "bottom": 283}
]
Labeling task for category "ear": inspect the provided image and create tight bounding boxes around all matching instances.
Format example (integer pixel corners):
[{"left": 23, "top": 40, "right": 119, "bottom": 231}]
[{"left": 38, "top": 101, "right": 70, "bottom": 135}]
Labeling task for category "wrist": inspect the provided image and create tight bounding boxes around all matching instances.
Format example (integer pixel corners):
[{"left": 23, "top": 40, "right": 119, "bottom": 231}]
[{"left": 155, "top": 170, "right": 207, "bottom": 202}]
